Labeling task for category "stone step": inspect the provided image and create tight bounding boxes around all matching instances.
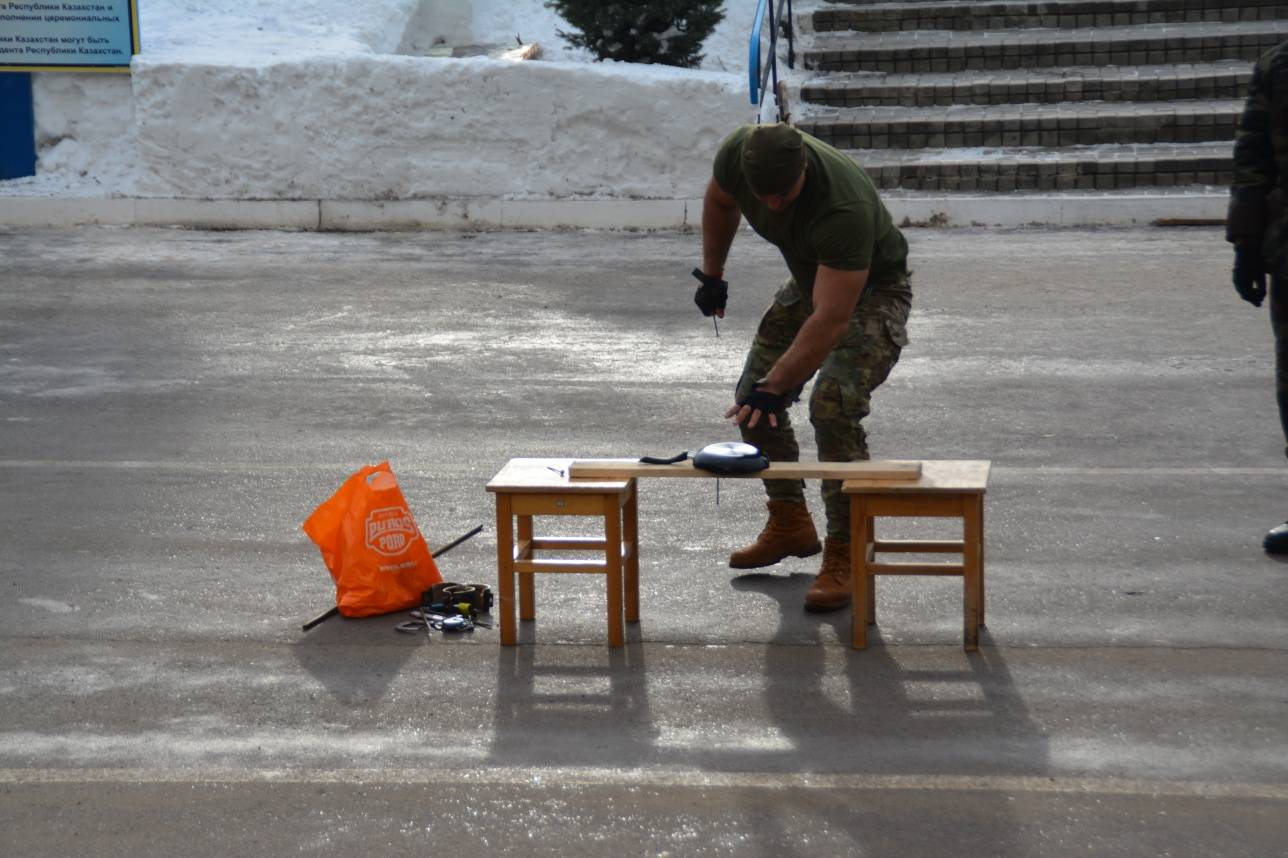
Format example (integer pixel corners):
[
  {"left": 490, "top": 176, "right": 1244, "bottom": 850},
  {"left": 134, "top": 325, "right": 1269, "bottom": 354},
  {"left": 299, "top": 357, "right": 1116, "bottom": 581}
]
[
  {"left": 798, "top": 99, "right": 1241, "bottom": 149},
  {"left": 805, "top": 20, "right": 1288, "bottom": 72},
  {"left": 814, "top": 0, "right": 1288, "bottom": 34},
  {"left": 801, "top": 61, "right": 1253, "bottom": 106},
  {"left": 842, "top": 141, "right": 1234, "bottom": 190}
]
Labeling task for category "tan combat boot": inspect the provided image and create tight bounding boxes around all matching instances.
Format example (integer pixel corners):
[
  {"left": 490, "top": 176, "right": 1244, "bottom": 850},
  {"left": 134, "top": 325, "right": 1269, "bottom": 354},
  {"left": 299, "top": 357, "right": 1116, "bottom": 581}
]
[
  {"left": 728, "top": 499, "right": 822, "bottom": 569},
  {"left": 804, "top": 538, "right": 851, "bottom": 612}
]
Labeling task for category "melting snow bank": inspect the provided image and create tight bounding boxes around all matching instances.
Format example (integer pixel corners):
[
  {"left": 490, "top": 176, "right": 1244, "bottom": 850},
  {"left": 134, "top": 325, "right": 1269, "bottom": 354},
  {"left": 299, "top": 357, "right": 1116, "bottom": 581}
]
[
  {"left": 0, "top": 0, "right": 756, "bottom": 214},
  {"left": 2, "top": 53, "right": 747, "bottom": 208},
  {"left": 129, "top": 55, "right": 745, "bottom": 200}
]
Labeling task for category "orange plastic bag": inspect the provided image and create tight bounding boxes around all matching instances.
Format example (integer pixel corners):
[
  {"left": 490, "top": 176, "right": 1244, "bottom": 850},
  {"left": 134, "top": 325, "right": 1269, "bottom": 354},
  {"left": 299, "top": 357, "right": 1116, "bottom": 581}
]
[{"left": 302, "top": 462, "right": 443, "bottom": 618}]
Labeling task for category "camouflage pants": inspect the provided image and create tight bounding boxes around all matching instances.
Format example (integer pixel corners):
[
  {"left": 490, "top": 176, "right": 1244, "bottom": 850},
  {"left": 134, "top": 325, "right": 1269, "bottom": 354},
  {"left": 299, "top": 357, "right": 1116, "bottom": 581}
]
[{"left": 735, "top": 278, "right": 911, "bottom": 541}]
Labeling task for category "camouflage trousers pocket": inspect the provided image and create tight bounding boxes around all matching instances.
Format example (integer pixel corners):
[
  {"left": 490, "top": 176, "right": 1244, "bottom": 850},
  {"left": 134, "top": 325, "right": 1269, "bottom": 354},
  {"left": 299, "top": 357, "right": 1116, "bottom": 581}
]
[
  {"left": 809, "top": 375, "right": 868, "bottom": 437},
  {"left": 882, "top": 315, "right": 910, "bottom": 348}
]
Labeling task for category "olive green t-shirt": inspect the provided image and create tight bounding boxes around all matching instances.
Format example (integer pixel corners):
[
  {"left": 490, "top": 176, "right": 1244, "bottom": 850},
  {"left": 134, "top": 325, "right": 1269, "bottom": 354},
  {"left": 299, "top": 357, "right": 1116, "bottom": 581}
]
[{"left": 713, "top": 125, "right": 909, "bottom": 303}]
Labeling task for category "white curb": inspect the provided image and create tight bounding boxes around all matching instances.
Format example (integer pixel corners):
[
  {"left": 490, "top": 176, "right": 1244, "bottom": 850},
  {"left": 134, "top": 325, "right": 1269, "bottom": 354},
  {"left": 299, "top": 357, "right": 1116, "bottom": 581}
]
[{"left": 0, "top": 193, "right": 1227, "bottom": 230}]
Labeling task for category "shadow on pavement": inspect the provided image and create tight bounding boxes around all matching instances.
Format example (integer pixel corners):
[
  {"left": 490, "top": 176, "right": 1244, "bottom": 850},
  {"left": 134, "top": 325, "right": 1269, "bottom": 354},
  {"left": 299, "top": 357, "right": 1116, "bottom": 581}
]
[
  {"left": 292, "top": 615, "right": 420, "bottom": 705},
  {"left": 729, "top": 571, "right": 1044, "bottom": 852},
  {"left": 481, "top": 568, "right": 1046, "bottom": 852},
  {"left": 489, "top": 640, "right": 660, "bottom": 768}
]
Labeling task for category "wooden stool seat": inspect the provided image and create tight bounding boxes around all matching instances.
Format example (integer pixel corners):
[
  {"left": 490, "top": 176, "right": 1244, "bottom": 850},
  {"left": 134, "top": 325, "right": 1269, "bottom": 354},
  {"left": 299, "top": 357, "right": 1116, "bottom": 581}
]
[
  {"left": 487, "top": 458, "right": 639, "bottom": 647},
  {"left": 844, "top": 460, "right": 990, "bottom": 651}
]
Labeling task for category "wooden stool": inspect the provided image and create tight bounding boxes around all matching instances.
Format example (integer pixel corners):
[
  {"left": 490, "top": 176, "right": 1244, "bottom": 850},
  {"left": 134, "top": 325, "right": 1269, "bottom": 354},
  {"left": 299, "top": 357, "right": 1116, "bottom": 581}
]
[
  {"left": 844, "top": 460, "right": 990, "bottom": 651},
  {"left": 486, "top": 458, "right": 639, "bottom": 647}
]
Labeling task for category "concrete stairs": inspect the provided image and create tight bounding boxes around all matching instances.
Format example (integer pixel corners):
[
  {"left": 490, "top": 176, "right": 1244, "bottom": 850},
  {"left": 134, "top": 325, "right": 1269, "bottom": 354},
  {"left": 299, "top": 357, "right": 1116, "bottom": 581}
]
[{"left": 793, "top": 0, "right": 1288, "bottom": 192}]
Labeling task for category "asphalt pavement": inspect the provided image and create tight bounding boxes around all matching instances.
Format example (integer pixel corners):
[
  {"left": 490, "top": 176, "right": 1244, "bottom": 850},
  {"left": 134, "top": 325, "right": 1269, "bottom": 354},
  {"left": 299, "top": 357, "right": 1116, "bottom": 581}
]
[{"left": 1, "top": 224, "right": 1286, "bottom": 856}]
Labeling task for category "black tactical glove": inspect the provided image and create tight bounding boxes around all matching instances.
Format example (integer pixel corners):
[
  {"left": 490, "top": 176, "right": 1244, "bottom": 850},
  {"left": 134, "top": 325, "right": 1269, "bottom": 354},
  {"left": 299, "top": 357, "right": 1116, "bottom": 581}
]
[
  {"left": 1233, "top": 243, "right": 1267, "bottom": 307},
  {"left": 737, "top": 384, "right": 789, "bottom": 419},
  {"left": 691, "top": 268, "right": 728, "bottom": 317}
]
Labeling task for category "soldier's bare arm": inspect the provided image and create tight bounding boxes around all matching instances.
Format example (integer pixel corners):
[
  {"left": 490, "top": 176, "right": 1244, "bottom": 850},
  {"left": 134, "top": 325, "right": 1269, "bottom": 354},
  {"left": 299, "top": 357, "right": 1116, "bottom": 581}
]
[{"left": 701, "top": 178, "right": 741, "bottom": 291}]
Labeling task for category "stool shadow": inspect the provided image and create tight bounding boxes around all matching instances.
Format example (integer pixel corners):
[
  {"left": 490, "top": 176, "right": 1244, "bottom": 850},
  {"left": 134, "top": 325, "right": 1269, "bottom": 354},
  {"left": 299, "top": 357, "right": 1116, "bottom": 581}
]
[
  {"left": 488, "top": 643, "right": 658, "bottom": 768},
  {"left": 715, "top": 571, "right": 1046, "bottom": 854}
]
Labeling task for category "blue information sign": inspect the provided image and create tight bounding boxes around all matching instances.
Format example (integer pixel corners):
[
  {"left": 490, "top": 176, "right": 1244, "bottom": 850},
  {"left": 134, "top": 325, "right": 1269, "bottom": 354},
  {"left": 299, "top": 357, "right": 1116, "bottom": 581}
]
[
  {"left": 0, "top": 71, "right": 36, "bottom": 178},
  {"left": 0, "top": 0, "right": 139, "bottom": 72}
]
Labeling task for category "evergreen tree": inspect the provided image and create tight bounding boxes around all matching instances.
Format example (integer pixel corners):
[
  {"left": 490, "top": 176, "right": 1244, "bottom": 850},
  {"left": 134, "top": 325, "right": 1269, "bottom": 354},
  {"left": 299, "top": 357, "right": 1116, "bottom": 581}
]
[{"left": 545, "top": 0, "right": 725, "bottom": 68}]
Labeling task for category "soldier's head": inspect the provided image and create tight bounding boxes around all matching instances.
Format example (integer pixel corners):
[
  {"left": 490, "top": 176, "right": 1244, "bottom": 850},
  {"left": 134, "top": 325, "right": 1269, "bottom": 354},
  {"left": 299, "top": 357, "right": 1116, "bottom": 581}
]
[{"left": 742, "top": 123, "right": 808, "bottom": 211}]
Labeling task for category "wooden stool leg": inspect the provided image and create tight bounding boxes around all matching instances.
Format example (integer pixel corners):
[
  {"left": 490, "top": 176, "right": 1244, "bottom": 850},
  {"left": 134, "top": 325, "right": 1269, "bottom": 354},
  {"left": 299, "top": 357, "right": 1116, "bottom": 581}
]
[
  {"left": 850, "top": 496, "right": 869, "bottom": 650},
  {"left": 496, "top": 494, "right": 517, "bottom": 646},
  {"left": 978, "top": 496, "right": 986, "bottom": 628},
  {"left": 623, "top": 480, "right": 640, "bottom": 623},
  {"left": 604, "top": 494, "right": 625, "bottom": 647},
  {"left": 517, "top": 515, "right": 535, "bottom": 621},
  {"left": 962, "top": 495, "right": 982, "bottom": 652},
  {"left": 865, "top": 514, "right": 876, "bottom": 625}
]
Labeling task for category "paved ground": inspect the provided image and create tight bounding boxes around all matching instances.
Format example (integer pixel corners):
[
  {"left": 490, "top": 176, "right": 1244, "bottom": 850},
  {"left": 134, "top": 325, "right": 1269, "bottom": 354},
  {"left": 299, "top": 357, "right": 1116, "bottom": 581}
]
[{"left": 1, "top": 224, "right": 1285, "bottom": 856}]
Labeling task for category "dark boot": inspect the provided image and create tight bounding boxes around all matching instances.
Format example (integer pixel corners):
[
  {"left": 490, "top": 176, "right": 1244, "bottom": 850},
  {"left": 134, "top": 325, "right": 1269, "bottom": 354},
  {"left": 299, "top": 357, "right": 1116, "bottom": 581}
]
[
  {"left": 1265, "top": 522, "right": 1288, "bottom": 554},
  {"left": 804, "top": 538, "right": 851, "bottom": 612},
  {"left": 728, "top": 499, "right": 822, "bottom": 569}
]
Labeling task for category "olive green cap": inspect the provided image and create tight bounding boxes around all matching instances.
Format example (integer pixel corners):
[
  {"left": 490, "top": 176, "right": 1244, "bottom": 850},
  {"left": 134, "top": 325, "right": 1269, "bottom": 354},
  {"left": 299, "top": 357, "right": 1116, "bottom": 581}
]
[{"left": 741, "top": 123, "right": 806, "bottom": 197}]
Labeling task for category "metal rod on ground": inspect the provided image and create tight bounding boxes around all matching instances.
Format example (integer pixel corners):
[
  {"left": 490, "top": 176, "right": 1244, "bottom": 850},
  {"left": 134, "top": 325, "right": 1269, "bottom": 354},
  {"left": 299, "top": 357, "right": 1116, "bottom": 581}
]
[
  {"left": 300, "top": 523, "right": 486, "bottom": 632},
  {"left": 430, "top": 524, "right": 485, "bottom": 559},
  {"left": 301, "top": 606, "right": 339, "bottom": 631}
]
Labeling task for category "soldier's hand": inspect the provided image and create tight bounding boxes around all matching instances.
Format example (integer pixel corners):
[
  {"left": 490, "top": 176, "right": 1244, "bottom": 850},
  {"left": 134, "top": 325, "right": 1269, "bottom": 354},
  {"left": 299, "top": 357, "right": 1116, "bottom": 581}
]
[
  {"left": 1233, "top": 243, "right": 1267, "bottom": 307},
  {"left": 692, "top": 268, "right": 728, "bottom": 318},
  {"left": 726, "top": 384, "right": 787, "bottom": 430}
]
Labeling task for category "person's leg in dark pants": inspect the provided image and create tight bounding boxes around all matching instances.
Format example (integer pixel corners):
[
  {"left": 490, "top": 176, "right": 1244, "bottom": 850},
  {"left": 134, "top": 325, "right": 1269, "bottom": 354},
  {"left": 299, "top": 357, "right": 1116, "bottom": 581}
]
[{"left": 1264, "top": 275, "right": 1288, "bottom": 552}]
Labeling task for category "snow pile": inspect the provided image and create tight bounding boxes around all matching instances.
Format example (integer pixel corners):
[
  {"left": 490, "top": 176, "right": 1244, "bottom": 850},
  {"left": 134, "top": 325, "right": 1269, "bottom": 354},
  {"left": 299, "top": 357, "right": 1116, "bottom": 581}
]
[
  {"left": 131, "top": 55, "right": 744, "bottom": 200},
  {"left": 29, "top": 72, "right": 135, "bottom": 194},
  {"left": 6, "top": 0, "right": 759, "bottom": 202}
]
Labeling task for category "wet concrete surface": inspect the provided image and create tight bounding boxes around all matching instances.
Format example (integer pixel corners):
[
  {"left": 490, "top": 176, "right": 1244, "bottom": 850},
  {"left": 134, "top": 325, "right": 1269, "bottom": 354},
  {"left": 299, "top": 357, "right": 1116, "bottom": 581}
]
[{"left": 1, "top": 225, "right": 1286, "bottom": 855}]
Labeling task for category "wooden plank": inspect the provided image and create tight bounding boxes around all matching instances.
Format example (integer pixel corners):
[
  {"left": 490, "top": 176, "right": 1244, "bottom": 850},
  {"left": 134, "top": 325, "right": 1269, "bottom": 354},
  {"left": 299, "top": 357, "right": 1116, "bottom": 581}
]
[
  {"left": 487, "top": 458, "right": 630, "bottom": 493},
  {"left": 496, "top": 494, "right": 515, "bottom": 646},
  {"left": 963, "top": 494, "right": 983, "bottom": 652},
  {"left": 514, "top": 558, "right": 608, "bottom": 574},
  {"left": 569, "top": 458, "right": 922, "bottom": 481},
  {"left": 851, "top": 494, "right": 968, "bottom": 517},
  {"left": 843, "top": 460, "right": 990, "bottom": 494},
  {"left": 511, "top": 493, "right": 606, "bottom": 516},
  {"left": 868, "top": 562, "right": 965, "bottom": 576},
  {"left": 850, "top": 496, "right": 870, "bottom": 650},
  {"left": 874, "top": 539, "right": 964, "bottom": 554},
  {"left": 604, "top": 493, "right": 624, "bottom": 648},
  {"left": 531, "top": 537, "right": 608, "bottom": 551}
]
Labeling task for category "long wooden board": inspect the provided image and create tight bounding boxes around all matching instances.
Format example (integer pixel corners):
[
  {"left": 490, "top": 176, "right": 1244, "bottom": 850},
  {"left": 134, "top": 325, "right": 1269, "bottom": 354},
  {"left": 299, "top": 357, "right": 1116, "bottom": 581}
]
[
  {"left": 842, "top": 460, "right": 989, "bottom": 494},
  {"left": 568, "top": 458, "right": 922, "bottom": 481}
]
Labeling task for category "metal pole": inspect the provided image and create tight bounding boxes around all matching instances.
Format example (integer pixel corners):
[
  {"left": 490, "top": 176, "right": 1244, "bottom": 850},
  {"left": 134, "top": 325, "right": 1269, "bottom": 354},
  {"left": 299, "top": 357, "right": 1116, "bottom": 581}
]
[
  {"left": 787, "top": 0, "right": 795, "bottom": 69},
  {"left": 768, "top": 0, "right": 779, "bottom": 105}
]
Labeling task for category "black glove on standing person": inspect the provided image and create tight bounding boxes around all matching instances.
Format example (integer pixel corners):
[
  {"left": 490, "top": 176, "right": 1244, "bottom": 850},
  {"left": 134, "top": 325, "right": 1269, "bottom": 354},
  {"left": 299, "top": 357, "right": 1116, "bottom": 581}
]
[
  {"left": 738, "top": 384, "right": 789, "bottom": 420},
  {"left": 692, "top": 268, "right": 728, "bottom": 317},
  {"left": 1233, "top": 243, "right": 1268, "bottom": 307}
]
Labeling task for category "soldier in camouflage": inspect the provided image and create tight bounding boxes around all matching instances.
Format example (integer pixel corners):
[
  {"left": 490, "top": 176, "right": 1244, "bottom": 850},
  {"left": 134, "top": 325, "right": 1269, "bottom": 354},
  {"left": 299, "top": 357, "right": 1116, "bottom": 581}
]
[
  {"left": 693, "top": 123, "right": 912, "bottom": 611},
  {"left": 1229, "top": 40, "right": 1288, "bottom": 553}
]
